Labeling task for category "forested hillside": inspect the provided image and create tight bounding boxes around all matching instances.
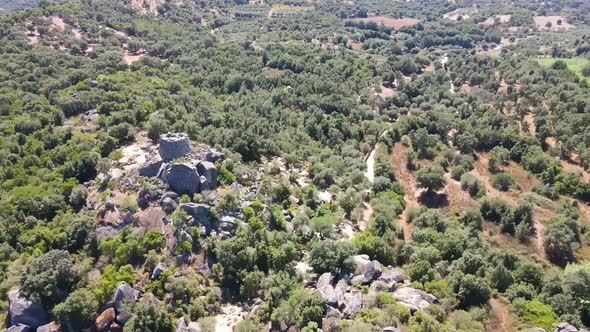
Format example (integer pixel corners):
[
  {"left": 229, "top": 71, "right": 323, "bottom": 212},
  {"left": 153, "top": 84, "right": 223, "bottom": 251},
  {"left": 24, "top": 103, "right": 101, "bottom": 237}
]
[{"left": 2, "top": 0, "right": 590, "bottom": 331}]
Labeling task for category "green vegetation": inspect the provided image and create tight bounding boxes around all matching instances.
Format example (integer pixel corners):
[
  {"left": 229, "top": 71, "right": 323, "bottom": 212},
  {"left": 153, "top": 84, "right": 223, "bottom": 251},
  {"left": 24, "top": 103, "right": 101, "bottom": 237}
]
[{"left": 535, "top": 57, "right": 590, "bottom": 78}]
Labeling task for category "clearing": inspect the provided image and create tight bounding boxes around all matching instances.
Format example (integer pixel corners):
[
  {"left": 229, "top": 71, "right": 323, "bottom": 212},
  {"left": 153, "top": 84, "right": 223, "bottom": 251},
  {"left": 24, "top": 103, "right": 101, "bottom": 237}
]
[
  {"left": 123, "top": 51, "right": 147, "bottom": 65},
  {"left": 345, "top": 16, "right": 419, "bottom": 30},
  {"left": 533, "top": 16, "right": 575, "bottom": 30},
  {"left": 481, "top": 15, "right": 511, "bottom": 25},
  {"left": 534, "top": 57, "right": 590, "bottom": 78},
  {"left": 443, "top": 7, "right": 476, "bottom": 21},
  {"left": 371, "top": 83, "right": 396, "bottom": 98}
]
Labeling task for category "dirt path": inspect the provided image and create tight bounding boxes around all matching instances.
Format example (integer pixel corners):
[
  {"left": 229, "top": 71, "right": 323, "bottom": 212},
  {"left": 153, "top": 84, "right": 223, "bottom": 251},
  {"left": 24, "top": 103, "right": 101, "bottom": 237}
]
[
  {"left": 486, "top": 297, "right": 512, "bottom": 332},
  {"left": 390, "top": 143, "right": 416, "bottom": 240},
  {"left": 364, "top": 148, "right": 376, "bottom": 183}
]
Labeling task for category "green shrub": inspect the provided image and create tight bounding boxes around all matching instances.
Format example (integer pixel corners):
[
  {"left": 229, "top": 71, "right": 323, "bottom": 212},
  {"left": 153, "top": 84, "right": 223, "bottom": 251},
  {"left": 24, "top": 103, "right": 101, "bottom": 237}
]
[
  {"left": 515, "top": 299, "right": 557, "bottom": 331},
  {"left": 491, "top": 172, "right": 515, "bottom": 191}
]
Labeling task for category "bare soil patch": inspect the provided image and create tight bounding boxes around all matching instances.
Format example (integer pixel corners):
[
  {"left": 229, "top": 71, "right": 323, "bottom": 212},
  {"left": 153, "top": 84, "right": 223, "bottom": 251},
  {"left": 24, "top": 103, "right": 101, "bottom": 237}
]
[
  {"left": 422, "top": 62, "right": 435, "bottom": 72},
  {"left": 372, "top": 83, "right": 395, "bottom": 98},
  {"left": 443, "top": 8, "right": 476, "bottom": 21},
  {"left": 390, "top": 143, "right": 417, "bottom": 240},
  {"left": 481, "top": 15, "right": 511, "bottom": 26},
  {"left": 443, "top": 176, "right": 477, "bottom": 215},
  {"left": 534, "top": 16, "right": 575, "bottom": 30},
  {"left": 472, "top": 153, "right": 518, "bottom": 205},
  {"left": 123, "top": 52, "right": 147, "bottom": 65},
  {"left": 347, "top": 40, "right": 362, "bottom": 51},
  {"left": 50, "top": 16, "right": 66, "bottom": 30},
  {"left": 345, "top": 16, "right": 419, "bottom": 30},
  {"left": 486, "top": 297, "right": 514, "bottom": 332},
  {"left": 522, "top": 113, "right": 536, "bottom": 135}
]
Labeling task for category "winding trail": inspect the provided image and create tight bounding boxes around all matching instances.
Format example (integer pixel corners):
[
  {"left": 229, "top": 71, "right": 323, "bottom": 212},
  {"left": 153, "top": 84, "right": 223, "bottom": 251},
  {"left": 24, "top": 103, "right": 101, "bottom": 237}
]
[{"left": 487, "top": 298, "right": 512, "bottom": 332}]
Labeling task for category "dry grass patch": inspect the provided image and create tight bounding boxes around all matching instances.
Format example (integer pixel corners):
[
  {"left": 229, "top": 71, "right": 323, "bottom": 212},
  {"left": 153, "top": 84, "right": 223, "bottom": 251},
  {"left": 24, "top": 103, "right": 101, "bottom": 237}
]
[
  {"left": 390, "top": 142, "right": 418, "bottom": 240},
  {"left": 481, "top": 14, "right": 511, "bottom": 25},
  {"left": 345, "top": 16, "right": 419, "bottom": 30},
  {"left": 534, "top": 16, "right": 575, "bottom": 30}
]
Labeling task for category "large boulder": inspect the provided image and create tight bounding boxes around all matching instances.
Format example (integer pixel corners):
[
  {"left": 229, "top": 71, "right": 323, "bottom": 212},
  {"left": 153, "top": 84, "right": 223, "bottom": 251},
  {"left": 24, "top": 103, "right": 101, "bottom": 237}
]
[
  {"left": 95, "top": 308, "right": 116, "bottom": 331},
  {"left": 7, "top": 289, "right": 49, "bottom": 330},
  {"left": 383, "top": 327, "right": 401, "bottom": 332},
  {"left": 218, "top": 216, "right": 238, "bottom": 239},
  {"left": 187, "top": 322, "right": 202, "bottom": 332},
  {"left": 166, "top": 163, "right": 200, "bottom": 195},
  {"left": 37, "top": 321, "right": 61, "bottom": 332},
  {"left": 351, "top": 255, "right": 382, "bottom": 284},
  {"left": 197, "top": 161, "right": 218, "bottom": 188},
  {"left": 139, "top": 159, "right": 163, "bottom": 177},
  {"left": 378, "top": 268, "right": 406, "bottom": 284},
  {"left": 176, "top": 317, "right": 188, "bottom": 332},
  {"left": 151, "top": 263, "right": 167, "bottom": 280},
  {"left": 204, "top": 150, "right": 224, "bottom": 163},
  {"left": 7, "top": 325, "right": 31, "bottom": 332},
  {"left": 161, "top": 197, "right": 178, "bottom": 214},
  {"left": 334, "top": 280, "right": 348, "bottom": 309},
  {"left": 315, "top": 273, "right": 338, "bottom": 307},
  {"left": 180, "top": 203, "right": 212, "bottom": 230},
  {"left": 369, "top": 280, "right": 396, "bottom": 293},
  {"left": 555, "top": 323, "right": 580, "bottom": 332},
  {"left": 393, "top": 287, "right": 436, "bottom": 313},
  {"left": 113, "top": 282, "right": 139, "bottom": 312},
  {"left": 159, "top": 133, "right": 191, "bottom": 161},
  {"left": 342, "top": 289, "right": 363, "bottom": 318}
]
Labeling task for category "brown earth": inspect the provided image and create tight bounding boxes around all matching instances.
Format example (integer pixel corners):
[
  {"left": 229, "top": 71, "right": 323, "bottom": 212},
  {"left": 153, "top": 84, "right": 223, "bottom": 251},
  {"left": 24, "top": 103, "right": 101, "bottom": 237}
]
[
  {"left": 486, "top": 297, "right": 514, "bottom": 332},
  {"left": 390, "top": 143, "right": 417, "bottom": 240}
]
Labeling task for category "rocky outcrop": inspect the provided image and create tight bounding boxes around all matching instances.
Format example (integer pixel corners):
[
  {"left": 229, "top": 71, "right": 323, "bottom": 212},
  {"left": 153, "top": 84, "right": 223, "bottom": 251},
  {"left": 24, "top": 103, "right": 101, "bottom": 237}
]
[
  {"left": 554, "top": 323, "right": 582, "bottom": 332},
  {"left": 36, "top": 321, "right": 61, "bottom": 332},
  {"left": 7, "top": 289, "right": 49, "bottom": 330},
  {"left": 7, "top": 324, "right": 31, "bottom": 332},
  {"left": 180, "top": 203, "right": 211, "bottom": 230},
  {"left": 218, "top": 215, "right": 238, "bottom": 239},
  {"left": 113, "top": 282, "right": 139, "bottom": 313},
  {"left": 351, "top": 255, "right": 382, "bottom": 284},
  {"left": 151, "top": 263, "right": 167, "bottom": 279},
  {"left": 197, "top": 161, "right": 217, "bottom": 190},
  {"left": 176, "top": 317, "right": 188, "bottom": 332},
  {"left": 139, "top": 134, "right": 220, "bottom": 195},
  {"left": 161, "top": 197, "right": 178, "bottom": 214},
  {"left": 393, "top": 287, "right": 437, "bottom": 313},
  {"left": 166, "top": 163, "right": 200, "bottom": 194},
  {"left": 383, "top": 327, "right": 401, "bottom": 332},
  {"left": 315, "top": 273, "right": 338, "bottom": 307},
  {"left": 198, "top": 149, "right": 224, "bottom": 163},
  {"left": 95, "top": 308, "right": 116, "bottom": 331},
  {"left": 342, "top": 289, "right": 363, "bottom": 318},
  {"left": 378, "top": 268, "right": 406, "bottom": 284},
  {"left": 159, "top": 133, "right": 191, "bottom": 161},
  {"left": 187, "top": 322, "right": 202, "bottom": 332},
  {"left": 139, "top": 159, "right": 163, "bottom": 177}
]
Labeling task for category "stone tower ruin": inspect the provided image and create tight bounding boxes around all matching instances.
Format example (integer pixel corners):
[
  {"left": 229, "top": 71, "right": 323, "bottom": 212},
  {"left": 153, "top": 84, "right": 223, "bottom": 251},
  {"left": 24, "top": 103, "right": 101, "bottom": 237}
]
[{"left": 159, "top": 132, "right": 191, "bottom": 161}]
